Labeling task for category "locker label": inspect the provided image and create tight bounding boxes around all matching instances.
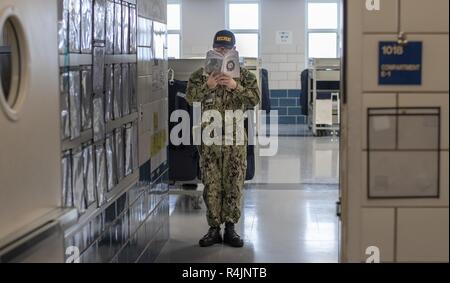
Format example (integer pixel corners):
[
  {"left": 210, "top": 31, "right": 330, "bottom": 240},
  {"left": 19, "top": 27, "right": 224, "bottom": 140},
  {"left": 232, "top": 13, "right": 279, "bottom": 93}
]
[{"left": 379, "top": 41, "right": 422, "bottom": 85}]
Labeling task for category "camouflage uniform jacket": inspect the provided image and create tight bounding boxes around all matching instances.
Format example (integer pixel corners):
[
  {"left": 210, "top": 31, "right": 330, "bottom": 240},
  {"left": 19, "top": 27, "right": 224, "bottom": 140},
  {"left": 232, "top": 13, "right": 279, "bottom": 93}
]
[{"left": 186, "top": 67, "right": 261, "bottom": 145}]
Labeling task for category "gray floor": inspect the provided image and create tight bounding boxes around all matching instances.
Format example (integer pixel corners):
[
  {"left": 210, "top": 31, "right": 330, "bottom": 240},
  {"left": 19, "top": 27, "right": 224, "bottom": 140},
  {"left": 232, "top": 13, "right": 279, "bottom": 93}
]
[
  {"left": 251, "top": 136, "right": 340, "bottom": 184},
  {"left": 276, "top": 124, "right": 311, "bottom": 136},
  {"left": 156, "top": 135, "right": 340, "bottom": 263}
]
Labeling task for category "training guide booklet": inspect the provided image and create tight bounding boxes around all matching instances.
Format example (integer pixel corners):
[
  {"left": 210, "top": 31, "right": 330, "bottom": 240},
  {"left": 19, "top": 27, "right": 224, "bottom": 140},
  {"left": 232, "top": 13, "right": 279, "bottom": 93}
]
[{"left": 204, "top": 49, "right": 240, "bottom": 78}]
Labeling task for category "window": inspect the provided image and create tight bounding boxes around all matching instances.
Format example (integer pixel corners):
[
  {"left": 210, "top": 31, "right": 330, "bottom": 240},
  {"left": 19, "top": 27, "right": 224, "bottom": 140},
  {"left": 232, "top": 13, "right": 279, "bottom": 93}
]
[
  {"left": 167, "top": 2, "right": 181, "bottom": 59},
  {"left": 1, "top": 16, "right": 26, "bottom": 120},
  {"left": 307, "top": 1, "right": 340, "bottom": 58},
  {"left": 308, "top": 33, "right": 337, "bottom": 58},
  {"left": 229, "top": 3, "right": 259, "bottom": 30},
  {"left": 167, "top": 34, "right": 180, "bottom": 59},
  {"left": 227, "top": 1, "right": 259, "bottom": 58}
]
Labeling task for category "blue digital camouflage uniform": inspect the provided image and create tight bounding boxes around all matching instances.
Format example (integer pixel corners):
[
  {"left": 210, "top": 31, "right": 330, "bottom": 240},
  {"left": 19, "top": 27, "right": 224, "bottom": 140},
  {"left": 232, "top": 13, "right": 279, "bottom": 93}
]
[{"left": 186, "top": 67, "right": 260, "bottom": 227}]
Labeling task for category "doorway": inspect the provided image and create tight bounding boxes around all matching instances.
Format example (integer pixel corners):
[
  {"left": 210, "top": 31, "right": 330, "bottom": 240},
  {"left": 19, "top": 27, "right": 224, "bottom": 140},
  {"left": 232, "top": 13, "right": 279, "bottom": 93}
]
[{"left": 157, "top": 0, "right": 346, "bottom": 263}]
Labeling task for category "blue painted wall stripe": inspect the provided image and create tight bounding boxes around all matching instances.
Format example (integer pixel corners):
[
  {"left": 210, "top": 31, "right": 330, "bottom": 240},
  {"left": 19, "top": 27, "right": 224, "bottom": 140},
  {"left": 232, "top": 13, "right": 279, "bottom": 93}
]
[
  {"left": 279, "top": 98, "right": 298, "bottom": 107},
  {"left": 288, "top": 89, "right": 301, "bottom": 98},
  {"left": 279, "top": 116, "right": 297, "bottom": 124},
  {"left": 270, "top": 90, "right": 288, "bottom": 98},
  {"left": 288, "top": 107, "right": 303, "bottom": 116},
  {"left": 268, "top": 89, "right": 304, "bottom": 124},
  {"left": 270, "top": 99, "right": 279, "bottom": 107}
]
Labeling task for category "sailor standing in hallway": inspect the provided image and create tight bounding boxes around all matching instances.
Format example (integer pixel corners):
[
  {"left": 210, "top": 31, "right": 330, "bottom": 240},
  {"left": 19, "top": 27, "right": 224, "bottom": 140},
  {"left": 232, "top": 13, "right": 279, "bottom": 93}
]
[{"left": 186, "top": 30, "right": 260, "bottom": 247}]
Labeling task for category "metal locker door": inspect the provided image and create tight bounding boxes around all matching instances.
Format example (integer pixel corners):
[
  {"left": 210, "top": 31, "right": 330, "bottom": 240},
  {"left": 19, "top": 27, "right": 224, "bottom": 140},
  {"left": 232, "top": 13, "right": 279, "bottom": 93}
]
[{"left": 0, "top": 0, "right": 61, "bottom": 242}]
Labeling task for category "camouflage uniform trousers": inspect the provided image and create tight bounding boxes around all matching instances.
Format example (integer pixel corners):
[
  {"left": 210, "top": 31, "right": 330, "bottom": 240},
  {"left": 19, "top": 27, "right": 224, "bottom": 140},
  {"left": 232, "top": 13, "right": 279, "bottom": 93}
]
[{"left": 200, "top": 143, "right": 247, "bottom": 227}]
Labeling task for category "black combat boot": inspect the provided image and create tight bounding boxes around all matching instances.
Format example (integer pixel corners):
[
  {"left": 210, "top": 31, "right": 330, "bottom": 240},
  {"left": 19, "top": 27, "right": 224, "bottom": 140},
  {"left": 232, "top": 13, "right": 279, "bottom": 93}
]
[
  {"left": 199, "top": 226, "right": 222, "bottom": 247},
  {"left": 223, "top": 222, "right": 244, "bottom": 248}
]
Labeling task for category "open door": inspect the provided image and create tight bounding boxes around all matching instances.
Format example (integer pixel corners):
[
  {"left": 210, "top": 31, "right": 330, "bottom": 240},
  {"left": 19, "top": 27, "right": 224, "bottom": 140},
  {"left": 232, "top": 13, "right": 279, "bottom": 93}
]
[{"left": 337, "top": 0, "right": 347, "bottom": 263}]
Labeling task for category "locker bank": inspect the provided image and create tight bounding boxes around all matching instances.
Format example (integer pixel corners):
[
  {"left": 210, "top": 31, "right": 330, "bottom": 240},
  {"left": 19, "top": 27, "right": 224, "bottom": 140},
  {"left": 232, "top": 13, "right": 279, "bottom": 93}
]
[{"left": 0, "top": 0, "right": 448, "bottom": 263}]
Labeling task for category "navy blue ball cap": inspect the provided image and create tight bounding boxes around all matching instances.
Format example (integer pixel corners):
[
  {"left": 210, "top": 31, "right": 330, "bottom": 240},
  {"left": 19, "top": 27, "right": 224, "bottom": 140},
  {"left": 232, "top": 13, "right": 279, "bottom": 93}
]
[{"left": 213, "top": 30, "right": 236, "bottom": 49}]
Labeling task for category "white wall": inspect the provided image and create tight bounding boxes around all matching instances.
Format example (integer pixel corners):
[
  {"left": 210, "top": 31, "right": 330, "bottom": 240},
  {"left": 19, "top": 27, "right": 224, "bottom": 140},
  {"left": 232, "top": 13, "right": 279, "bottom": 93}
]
[
  {"left": 181, "top": 0, "right": 226, "bottom": 58},
  {"left": 343, "top": 0, "right": 449, "bottom": 263},
  {"left": 180, "top": 0, "right": 307, "bottom": 89},
  {"left": 260, "top": 0, "right": 306, "bottom": 90}
]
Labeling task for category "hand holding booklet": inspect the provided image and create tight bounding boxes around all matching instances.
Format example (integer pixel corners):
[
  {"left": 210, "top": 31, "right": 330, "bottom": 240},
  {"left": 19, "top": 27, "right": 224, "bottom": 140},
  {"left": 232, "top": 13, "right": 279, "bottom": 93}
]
[{"left": 204, "top": 49, "right": 240, "bottom": 78}]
